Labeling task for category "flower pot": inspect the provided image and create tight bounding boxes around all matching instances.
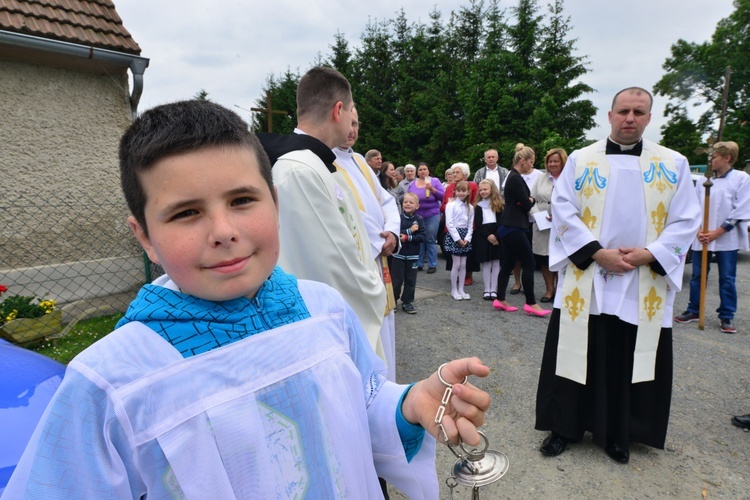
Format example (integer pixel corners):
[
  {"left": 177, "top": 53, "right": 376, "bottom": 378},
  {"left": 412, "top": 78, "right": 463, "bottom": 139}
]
[{"left": 0, "top": 310, "right": 62, "bottom": 344}]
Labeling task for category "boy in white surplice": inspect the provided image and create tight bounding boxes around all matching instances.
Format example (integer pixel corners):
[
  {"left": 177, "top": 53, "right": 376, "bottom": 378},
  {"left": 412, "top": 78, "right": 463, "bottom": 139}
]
[{"left": 4, "top": 100, "right": 490, "bottom": 499}]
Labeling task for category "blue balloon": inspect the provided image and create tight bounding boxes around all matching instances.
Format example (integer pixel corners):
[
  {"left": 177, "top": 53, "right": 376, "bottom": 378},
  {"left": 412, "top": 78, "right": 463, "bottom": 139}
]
[{"left": 0, "top": 339, "right": 65, "bottom": 493}]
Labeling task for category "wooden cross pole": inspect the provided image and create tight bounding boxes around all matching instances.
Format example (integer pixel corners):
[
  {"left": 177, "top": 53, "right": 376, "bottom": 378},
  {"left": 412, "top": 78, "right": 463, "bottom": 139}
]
[
  {"left": 698, "top": 140, "right": 716, "bottom": 330},
  {"left": 250, "top": 91, "right": 289, "bottom": 133}
]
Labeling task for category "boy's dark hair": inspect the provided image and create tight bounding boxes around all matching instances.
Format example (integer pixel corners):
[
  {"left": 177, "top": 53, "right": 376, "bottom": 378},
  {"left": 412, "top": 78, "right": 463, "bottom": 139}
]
[
  {"left": 120, "top": 100, "right": 274, "bottom": 236},
  {"left": 296, "top": 67, "right": 352, "bottom": 122}
]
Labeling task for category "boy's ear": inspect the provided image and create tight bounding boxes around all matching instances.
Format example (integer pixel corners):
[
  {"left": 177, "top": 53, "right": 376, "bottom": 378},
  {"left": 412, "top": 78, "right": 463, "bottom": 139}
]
[{"left": 128, "top": 215, "right": 160, "bottom": 265}]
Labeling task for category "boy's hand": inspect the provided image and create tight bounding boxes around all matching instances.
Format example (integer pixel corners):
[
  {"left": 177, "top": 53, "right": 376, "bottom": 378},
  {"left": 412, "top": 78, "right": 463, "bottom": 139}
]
[
  {"left": 400, "top": 233, "right": 409, "bottom": 243},
  {"left": 411, "top": 223, "right": 419, "bottom": 232},
  {"left": 697, "top": 228, "right": 726, "bottom": 245},
  {"left": 401, "top": 357, "right": 491, "bottom": 447}
]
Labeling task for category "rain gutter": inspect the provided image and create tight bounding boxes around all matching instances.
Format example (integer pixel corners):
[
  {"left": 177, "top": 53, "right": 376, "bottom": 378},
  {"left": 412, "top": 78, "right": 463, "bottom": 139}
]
[{"left": 0, "top": 30, "right": 149, "bottom": 119}]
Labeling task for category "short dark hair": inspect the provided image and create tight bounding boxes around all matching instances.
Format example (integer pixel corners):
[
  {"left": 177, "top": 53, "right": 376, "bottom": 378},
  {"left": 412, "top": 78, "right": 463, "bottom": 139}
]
[
  {"left": 119, "top": 100, "right": 274, "bottom": 236},
  {"left": 611, "top": 87, "right": 653, "bottom": 111},
  {"left": 297, "top": 67, "right": 352, "bottom": 121}
]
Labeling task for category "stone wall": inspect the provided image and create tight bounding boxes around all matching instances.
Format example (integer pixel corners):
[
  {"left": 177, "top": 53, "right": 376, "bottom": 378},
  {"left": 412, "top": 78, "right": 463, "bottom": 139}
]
[{"left": 0, "top": 59, "right": 144, "bottom": 311}]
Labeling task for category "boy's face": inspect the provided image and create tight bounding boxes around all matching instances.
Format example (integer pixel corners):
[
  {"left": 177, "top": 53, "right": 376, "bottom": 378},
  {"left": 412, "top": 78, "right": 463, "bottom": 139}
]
[
  {"left": 402, "top": 196, "right": 418, "bottom": 214},
  {"left": 129, "top": 146, "right": 279, "bottom": 301}
]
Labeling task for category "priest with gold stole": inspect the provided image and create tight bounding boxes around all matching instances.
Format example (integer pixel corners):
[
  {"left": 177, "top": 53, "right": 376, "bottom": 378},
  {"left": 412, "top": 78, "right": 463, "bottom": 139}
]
[{"left": 535, "top": 87, "right": 701, "bottom": 464}]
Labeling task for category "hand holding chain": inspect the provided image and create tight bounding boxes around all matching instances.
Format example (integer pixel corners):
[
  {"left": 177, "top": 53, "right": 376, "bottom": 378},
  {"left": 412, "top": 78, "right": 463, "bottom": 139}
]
[{"left": 434, "top": 363, "right": 509, "bottom": 498}]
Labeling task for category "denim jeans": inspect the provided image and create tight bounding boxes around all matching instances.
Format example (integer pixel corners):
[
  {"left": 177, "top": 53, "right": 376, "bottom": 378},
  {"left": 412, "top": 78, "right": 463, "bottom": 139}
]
[
  {"left": 687, "top": 250, "right": 737, "bottom": 320},
  {"left": 417, "top": 214, "right": 440, "bottom": 269}
]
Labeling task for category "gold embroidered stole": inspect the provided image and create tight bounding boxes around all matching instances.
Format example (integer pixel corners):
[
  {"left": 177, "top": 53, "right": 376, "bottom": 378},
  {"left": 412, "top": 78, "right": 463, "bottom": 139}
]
[
  {"left": 557, "top": 141, "right": 678, "bottom": 384},
  {"left": 334, "top": 157, "right": 396, "bottom": 315}
]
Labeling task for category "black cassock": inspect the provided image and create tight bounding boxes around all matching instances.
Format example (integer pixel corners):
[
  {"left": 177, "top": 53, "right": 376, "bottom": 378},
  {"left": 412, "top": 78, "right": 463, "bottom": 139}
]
[{"left": 535, "top": 309, "right": 673, "bottom": 449}]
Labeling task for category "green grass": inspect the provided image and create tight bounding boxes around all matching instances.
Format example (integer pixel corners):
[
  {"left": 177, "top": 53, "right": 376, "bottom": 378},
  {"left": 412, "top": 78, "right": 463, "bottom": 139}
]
[{"left": 28, "top": 313, "right": 123, "bottom": 364}]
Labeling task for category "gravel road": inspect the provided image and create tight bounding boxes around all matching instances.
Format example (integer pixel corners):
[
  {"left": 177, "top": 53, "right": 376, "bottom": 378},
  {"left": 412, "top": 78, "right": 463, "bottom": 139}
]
[{"left": 390, "top": 251, "right": 749, "bottom": 499}]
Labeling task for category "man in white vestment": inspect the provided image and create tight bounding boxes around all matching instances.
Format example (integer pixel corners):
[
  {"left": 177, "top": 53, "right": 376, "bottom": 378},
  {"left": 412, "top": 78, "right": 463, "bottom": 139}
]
[
  {"left": 674, "top": 140, "right": 750, "bottom": 334},
  {"left": 535, "top": 87, "right": 701, "bottom": 464},
  {"left": 258, "top": 68, "right": 388, "bottom": 363},
  {"left": 334, "top": 108, "right": 401, "bottom": 381}
]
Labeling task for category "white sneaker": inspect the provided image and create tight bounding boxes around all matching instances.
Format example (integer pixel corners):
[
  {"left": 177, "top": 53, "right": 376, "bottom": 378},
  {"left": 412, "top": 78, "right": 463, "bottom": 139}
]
[
  {"left": 461, "top": 292, "right": 471, "bottom": 300},
  {"left": 452, "top": 292, "right": 463, "bottom": 301}
]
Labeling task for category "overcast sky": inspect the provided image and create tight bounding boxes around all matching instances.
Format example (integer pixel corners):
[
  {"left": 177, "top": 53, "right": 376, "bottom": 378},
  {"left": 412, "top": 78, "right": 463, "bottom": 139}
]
[{"left": 116, "top": 0, "right": 735, "bottom": 146}]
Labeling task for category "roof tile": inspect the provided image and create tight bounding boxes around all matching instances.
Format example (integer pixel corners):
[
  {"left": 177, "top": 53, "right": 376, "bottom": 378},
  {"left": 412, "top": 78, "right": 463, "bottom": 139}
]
[{"left": 0, "top": 0, "right": 141, "bottom": 55}]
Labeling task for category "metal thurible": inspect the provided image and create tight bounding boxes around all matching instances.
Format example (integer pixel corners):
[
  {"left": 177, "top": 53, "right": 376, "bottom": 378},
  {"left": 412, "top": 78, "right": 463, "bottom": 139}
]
[{"left": 435, "top": 363, "right": 509, "bottom": 499}]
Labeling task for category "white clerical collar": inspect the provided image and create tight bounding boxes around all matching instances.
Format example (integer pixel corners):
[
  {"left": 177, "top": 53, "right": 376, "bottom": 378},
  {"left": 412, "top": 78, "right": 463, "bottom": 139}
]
[{"left": 608, "top": 138, "right": 638, "bottom": 151}]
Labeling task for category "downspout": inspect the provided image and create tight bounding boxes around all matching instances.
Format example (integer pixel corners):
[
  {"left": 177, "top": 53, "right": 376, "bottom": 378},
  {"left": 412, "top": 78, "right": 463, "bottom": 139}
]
[{"left": 0, "top": 30, "right": 149, "bottom": 119}]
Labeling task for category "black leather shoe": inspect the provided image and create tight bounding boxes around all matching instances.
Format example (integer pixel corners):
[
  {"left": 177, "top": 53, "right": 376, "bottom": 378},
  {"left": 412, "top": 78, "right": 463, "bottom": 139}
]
[
  {"left": 731, "top": 413, "right": 750, "bottom": 429},
  {"left": 605, "top": 442, "right": 630, "bottom": 464},
  {"left": 510, "top": 286, "right": 521, "bottom": 295},
  {"left": 540, "top": 433, "right": 567, "bottom": 457}
]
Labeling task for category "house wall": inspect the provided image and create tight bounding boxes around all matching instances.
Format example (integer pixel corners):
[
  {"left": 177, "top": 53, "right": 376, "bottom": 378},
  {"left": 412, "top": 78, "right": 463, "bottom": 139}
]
[{"left": 0, "top": 59, "right": 144, "bottom": 313}]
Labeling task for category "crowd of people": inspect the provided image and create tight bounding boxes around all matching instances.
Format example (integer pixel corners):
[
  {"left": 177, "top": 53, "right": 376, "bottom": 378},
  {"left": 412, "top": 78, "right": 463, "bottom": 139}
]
[{"left": 374, "top": 144, "right": 559, "bottom": 317}]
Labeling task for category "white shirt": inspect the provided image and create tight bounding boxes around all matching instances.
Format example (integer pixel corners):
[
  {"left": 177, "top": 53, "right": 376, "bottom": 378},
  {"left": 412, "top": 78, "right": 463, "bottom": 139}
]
[
  {"left": 485, "top": 166, "right": 501, "bottom": 189},
  {"left": 478, "top": 199, "right": 497, "bottom": 224},
  {"left": 445, "top": 199, "right": 475, "bottom": 243},
  {"left": 690, "top": 168, "right": 750, "bottom": 252}
]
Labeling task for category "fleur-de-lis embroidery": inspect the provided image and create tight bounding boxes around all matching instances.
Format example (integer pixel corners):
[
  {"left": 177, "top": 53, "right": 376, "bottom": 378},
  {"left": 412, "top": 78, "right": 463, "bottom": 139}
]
[
  {"left": 643, "top": 286, "right": 663, "bottom": 321},
  {"left": 649, "top": 269, "right": 659, "bottom": 281},
  {"left": 581, "top": 206, "right": 597, "bottom": 231},
  {"left": 650, "top": 201, "right": 668, "bottom": 235},
  {"left": 572, "top": 266, "right": 585, "bottom": 281},
  {"left": 565, "top": 287, "right": 586, "bottom": 321}
]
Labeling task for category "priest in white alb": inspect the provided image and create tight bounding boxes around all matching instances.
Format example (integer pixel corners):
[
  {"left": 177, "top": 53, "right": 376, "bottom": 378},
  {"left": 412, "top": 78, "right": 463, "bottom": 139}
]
[
  {"left": 333, "top": 107, "right": 401, "bottom": 381},
  {"left": 534, "top": 87, "right": 701, "bottom": 464}
]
